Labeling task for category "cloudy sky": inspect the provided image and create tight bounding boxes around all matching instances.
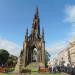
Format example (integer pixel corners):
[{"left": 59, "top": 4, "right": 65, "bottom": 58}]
[{"left": 0, "top": 0, "right": 75, "bottom": 58}]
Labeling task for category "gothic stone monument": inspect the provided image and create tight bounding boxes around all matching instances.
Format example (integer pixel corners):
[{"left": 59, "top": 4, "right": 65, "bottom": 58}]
[{"left": 19, "top": 8, "right": 45, "bottom": 70}]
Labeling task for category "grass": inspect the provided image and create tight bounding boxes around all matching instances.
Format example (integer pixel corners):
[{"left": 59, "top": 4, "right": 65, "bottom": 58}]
[
  {"left": 0, "top": 72, "right": 62, "bottom": 75},
  {"left": 0, "top": 73, "right": 14, "bottom": 75}
]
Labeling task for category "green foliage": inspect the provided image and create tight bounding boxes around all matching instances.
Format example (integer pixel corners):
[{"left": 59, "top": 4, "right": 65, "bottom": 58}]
[
  {"left": 45, "top": 50, "right": 50, "bottom": 67},
  {"left": 7, "top": 55, "right": 18, "bottom": 66},
  {"left": 6, "top": 67, "right": 15, "bottom": 72},
  {"left": 0, "top": 49, "right": 9, "bottom": 65},
  {"left": 0, "top": 49, "right": 17, "bottom": 67}
]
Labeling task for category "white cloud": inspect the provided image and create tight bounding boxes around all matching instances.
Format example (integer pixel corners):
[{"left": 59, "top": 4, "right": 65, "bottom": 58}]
[
  {"left": 64, "top": 5, "right": 75, "bottom": 40},
  {"left": 46, "top": 40, "right": 68, "bottom": 59},
  {"left": 0, "top": 38, "right": 22, "bottom": 56},
  {"left": 46, "top": 5, "right": 75, "bottom": 60},
  {"left": 65, "top": 5, "right": 75, "bottom": 23}
]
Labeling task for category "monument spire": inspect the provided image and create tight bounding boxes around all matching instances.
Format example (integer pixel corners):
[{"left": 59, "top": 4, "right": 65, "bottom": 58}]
[
  {"left": 25, "top": 28, "right": 28, "bottom": 40},
  {"left": 32, "top": 7, "right": 40, "bottom": 38},
  {"left": 42, "top": 27, "right": 44, "bottom": 41},
  {"left": 35, "top": 7, "right": 39, "bottom": 18},
  {"left": 18, "top": 8, "right": 46, "bottom": 70}
]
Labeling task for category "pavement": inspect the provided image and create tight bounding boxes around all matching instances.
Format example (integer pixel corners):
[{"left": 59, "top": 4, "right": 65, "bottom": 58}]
[{"left": 61, "top": 72, "right": 70, "bottom": 75}]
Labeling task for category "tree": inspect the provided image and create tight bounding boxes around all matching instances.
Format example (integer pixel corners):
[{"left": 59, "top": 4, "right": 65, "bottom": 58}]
[
  {"left": 7, "top": 55, "right": 18, "bottom": 67},
  {"left": 45, "top": 50, "right": 51, "bottom": 67},
  {"left": 0, "top": 49, "right": 9, "bottom": 65}
]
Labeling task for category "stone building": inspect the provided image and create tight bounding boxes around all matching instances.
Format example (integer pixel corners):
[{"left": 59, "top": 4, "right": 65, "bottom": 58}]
[
  {"left": 57, "top": 40, "right": 75, "bottom": 66},
  {"left": 20, "top": 8, "right": 45, "bottom": 68},
  {"left": 68, "top": 41, "right": 75, "bottom": 65},
  {"left": 57, "top": 49, "right": 69, "bottom": 66}
]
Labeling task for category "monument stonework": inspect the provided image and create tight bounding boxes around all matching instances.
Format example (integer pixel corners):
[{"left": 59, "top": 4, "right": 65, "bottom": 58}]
[{"left": 20, "top": 8, "right": 45, "bottom": 69}]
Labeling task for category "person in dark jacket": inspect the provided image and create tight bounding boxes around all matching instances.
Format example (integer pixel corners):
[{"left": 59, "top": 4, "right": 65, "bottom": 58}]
[{"left": 71, "top": 65, "right": 75, "bottom": 75}]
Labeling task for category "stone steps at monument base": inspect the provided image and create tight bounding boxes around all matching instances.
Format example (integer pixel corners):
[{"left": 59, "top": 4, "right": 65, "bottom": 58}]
[{"left": 25, "top": 62, "right": 39, "bottom": 72}]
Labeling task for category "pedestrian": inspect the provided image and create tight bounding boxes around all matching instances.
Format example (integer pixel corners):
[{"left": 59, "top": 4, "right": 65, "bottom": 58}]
[{"left": 71, "top": 65, "right": 75, "bottom": 75}]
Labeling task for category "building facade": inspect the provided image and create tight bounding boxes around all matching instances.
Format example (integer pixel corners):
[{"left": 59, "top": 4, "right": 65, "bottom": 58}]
[
  {"left": 57, "top": 49, "right": 69, "bottom": 66},
  {"left": 57, "top": 40, "right": 75, "bottom": 66},
  {"left": 69, "top": 41, "right": 75, "bottom": 65}
]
